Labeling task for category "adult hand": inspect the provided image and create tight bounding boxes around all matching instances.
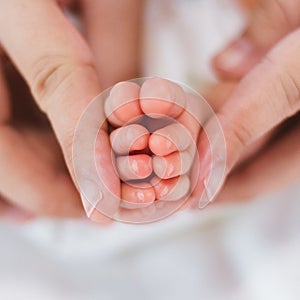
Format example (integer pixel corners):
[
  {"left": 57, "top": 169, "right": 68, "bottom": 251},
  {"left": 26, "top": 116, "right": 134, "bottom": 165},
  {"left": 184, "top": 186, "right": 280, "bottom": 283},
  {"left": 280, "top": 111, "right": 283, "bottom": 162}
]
[
  {"left": 0, "top": 0, "right": 141, "bottom": 221},
  {"left": 200, "top": 0, "right": 300, "bottom": 203}
]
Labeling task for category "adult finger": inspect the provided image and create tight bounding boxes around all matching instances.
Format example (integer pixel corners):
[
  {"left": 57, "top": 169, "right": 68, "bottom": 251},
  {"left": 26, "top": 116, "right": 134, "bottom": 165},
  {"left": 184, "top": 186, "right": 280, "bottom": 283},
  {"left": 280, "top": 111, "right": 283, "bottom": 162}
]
[
  {"left": 0, "top": 60, "right": 82, "bottom": 217},
  {"left": 0, "top": 126, "right": 83, "bottom": 217},
  {"left": 217, "top": 119, "right": 300, "bottom": 202},
  {"left": 81, "top": 0, "right": 142, "bottom": 89},
  {"left": 0, "top": 0, "right": 100, "bottom": 167},
  {"left": 0, "top": 62, "right": 27, "bottom": 217},
  {"left": 197, "top": 29, "right": 300, "bottom": 205},
  {"left": 0, "top": 62, "right": 10, "bottom": 123},
  {"left": 0, "top": 1, "right": 118, "bottom": 219},
  {"left": 213, "top": 0, "right": 300, "bottom": 79},
  {"left": 0, "top": 198, "right": 33, "bottom": 223}
]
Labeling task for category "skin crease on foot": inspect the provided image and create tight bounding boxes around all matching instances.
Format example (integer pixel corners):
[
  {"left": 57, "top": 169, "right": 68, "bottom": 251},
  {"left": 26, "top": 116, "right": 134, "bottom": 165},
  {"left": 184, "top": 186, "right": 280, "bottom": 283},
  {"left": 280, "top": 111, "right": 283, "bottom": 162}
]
[{"left": 104, "top": 77, "right": 201, "bottom": 207}]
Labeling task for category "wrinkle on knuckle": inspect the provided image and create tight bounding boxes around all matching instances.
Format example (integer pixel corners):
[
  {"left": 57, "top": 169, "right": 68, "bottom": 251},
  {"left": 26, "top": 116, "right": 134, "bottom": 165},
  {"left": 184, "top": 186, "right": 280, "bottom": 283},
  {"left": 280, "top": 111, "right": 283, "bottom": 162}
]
[
  {"left": 230, "top": 121, "right": 253, "bottom": 152},
  {"left": 30, "top": 54, "right": 95, "bottom": 113},
  {"left": 277, "top": 71, "right": 300, "bottom": 113},
  {"left": 218, "top": 110, "right": 253, "bottom": 165},
  {"left": 263, "top": 54, "right": 300, "bottom": 116}
]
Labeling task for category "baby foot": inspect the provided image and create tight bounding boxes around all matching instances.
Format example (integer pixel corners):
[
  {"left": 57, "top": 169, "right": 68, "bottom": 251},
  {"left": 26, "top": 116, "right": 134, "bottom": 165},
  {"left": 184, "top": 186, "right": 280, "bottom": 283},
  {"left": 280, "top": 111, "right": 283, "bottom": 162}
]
[{"left": 104, "top": 77, "right": 202, "bottom": 209}]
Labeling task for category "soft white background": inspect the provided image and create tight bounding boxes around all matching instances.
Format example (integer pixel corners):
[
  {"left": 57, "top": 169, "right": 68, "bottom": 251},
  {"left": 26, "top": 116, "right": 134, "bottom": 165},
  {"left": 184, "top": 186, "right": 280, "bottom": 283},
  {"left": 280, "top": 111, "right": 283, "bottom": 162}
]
[{"left": 0, "top": 0, "right": 299, "bottom": 299}]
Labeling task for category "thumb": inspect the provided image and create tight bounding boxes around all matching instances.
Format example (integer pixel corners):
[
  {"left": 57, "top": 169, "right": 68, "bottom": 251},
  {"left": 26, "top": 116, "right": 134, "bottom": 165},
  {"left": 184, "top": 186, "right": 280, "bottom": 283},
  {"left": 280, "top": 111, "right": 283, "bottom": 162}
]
[
  {"left": 0, "top": 1, "right": 120, "bottom": 218},
  {"left": 0, "top": 0, "right": 100, "bottom": 166},
  {"left": 213, "top": 0, "right": 300, "bottom": 79},
  {"left": 197, "top": 28, "right": 300, "bottom": 207}
]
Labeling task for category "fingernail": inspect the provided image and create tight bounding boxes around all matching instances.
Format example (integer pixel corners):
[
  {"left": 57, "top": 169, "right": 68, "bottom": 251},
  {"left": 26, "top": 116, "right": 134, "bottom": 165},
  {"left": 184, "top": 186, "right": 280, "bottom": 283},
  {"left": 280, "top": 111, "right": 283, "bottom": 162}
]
[
  {"left": 198, "top": 179, "right": 214, "bottom": 209},
  {"left": 166, "top": 163, "right": 175, "bottom": 177},
  {"left": 136, "top": 191, "right": 145, "bottom": 201},
  {"left": 216, "top": 38, "right": 253, "bottom": 71},
  {"left": 198, "top": 156, "right": 226, "bottom": 209},
  {"left": 131, "top": 159, "right": 139, "bottom": 173},
  {"left": 160, "top": 186, "right": 169, "bottom": 198},
  {"left": 153, "top": 156, "right": 167, "bottom": 178},
  {"left": 81, "top": 192, "right": 103, "bottom": 219},
  {"left": 166, "top": 139, "right": 173, "bottom": 150},
  {"left": 131, "top": 158, "right": 152, "bottom": 178},
  {"left": 197, "top": 129, "right": 227, "bottom": 209},
  {"left": 80, "top": 179, "right": 103, "bottom": 218}
]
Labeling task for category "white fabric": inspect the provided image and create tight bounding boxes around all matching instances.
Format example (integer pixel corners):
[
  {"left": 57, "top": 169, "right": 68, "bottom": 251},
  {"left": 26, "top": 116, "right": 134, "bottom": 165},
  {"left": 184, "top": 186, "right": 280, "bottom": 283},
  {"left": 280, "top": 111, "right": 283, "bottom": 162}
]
[
  {"left": 1, "top": 185, "right": 300, "bottom": 300},
  {"left": 1, "top": 1, "right": 299, "bottom": 299}
]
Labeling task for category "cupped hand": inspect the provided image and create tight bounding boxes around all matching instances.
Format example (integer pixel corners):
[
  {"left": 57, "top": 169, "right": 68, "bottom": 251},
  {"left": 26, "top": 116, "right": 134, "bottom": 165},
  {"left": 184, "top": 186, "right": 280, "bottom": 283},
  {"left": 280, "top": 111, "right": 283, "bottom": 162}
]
[
  {"left": 204, "top": 0, "right": 300, "bottom": 203},
  {"left": 0, "top": 0, "right": 141, "bottom": 221},
  {"left": 200, "top": 80, "right": 299, "bottom": 203},
  {"left": 0, "top": 59, "right": 81, "bottom": 220}
]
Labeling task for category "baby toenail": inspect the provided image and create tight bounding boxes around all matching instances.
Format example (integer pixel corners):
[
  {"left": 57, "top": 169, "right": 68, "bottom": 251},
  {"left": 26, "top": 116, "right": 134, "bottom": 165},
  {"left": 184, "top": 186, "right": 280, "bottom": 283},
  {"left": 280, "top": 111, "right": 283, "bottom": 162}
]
[{"left": 131, "top": 159, "right": 139, "bottom": 172}]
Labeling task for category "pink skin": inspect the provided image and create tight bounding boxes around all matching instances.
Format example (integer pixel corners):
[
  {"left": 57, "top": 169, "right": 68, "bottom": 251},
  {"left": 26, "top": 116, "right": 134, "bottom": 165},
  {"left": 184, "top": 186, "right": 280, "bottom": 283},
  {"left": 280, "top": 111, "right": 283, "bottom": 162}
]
[
  {"left": 152, "top": 150, "right": 193, "bottom": 179},
  {"left": 149, "top": 123, "right": 192, "bottom": 156},
  {"left": 139, "top": 77, "right": 186, "bottom": 118},
  {"left": 116, "top": 154, "right": 152, "bottom": 181},
  {"left": 105, "top": 81, "right": 143, "bottom": 127},
  {"left": 151, "top": 175, "right": 190, "bottom": 201},
  {"left": 0, "top": 0, "right": 142, "bottom": 223},
  {"left": 105, "top": 78, "right": 201, "bottom": 204},
  {"left": 121, "top": 182, "right": 155, "bottom": 209},
  {"left": 110, "top": 124, "right": 149, "bottom": 154}
]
